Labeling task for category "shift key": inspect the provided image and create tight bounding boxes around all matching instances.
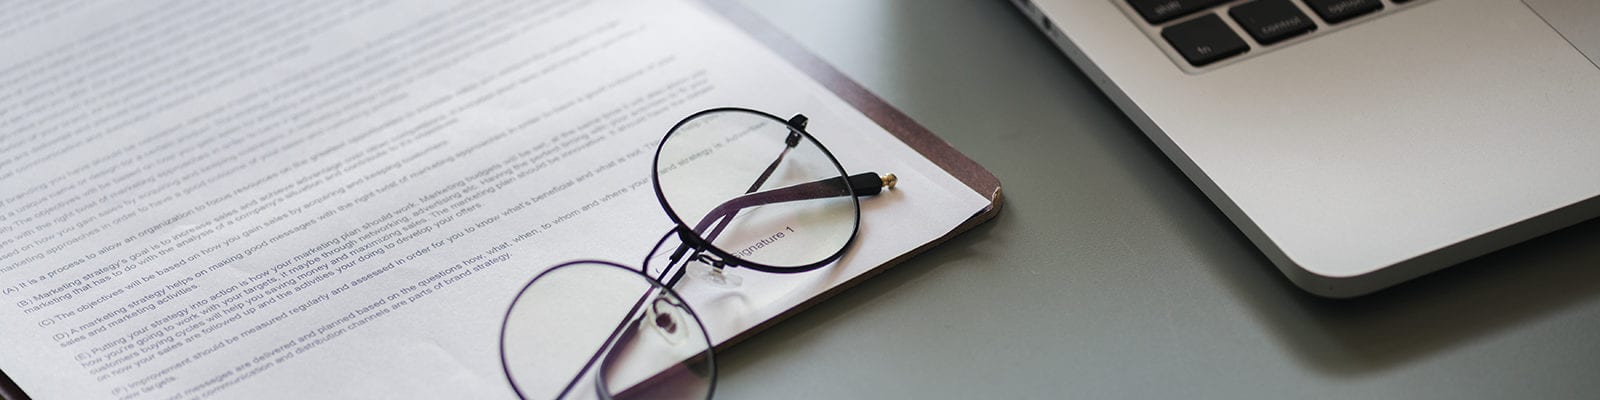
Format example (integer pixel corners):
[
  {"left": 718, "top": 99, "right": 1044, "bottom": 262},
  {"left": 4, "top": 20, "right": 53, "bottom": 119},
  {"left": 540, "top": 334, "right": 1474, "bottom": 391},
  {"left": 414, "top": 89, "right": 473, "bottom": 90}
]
[
  {"left": 1128, "top": 0, "right": 1228, "bottom": 24},
  {"left": 1161, "top": 14, "right": 1249, "bottom": 67}
]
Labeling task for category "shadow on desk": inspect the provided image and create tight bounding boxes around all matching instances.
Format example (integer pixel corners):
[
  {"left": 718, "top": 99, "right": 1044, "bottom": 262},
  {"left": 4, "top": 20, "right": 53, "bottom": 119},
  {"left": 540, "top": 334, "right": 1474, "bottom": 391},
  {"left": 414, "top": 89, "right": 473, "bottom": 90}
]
[{"left": 1204, "top": 215, "right": 1600, "bottom": 376}]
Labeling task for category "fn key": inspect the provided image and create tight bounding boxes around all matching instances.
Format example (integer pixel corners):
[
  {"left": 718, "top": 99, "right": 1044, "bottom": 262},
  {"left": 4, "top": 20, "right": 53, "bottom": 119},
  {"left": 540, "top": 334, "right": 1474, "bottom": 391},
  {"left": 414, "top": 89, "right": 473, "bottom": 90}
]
[{"left": 1161, "top": 14, "right": 1248, "bottom": 67}]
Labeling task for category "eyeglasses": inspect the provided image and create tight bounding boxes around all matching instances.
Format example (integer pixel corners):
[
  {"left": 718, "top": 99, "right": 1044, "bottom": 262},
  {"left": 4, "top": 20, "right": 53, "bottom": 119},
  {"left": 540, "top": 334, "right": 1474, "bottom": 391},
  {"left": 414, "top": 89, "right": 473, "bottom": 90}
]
[{"left": 497, "top": 107, "right": 896, "bottom": 399}]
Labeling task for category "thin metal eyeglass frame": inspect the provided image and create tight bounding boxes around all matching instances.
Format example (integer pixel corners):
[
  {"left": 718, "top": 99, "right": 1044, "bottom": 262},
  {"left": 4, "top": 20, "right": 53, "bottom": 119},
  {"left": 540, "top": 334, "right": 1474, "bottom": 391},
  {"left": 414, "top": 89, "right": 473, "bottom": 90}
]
[{"left": 498, "top": 107, "right": 892, "bottom": 400}]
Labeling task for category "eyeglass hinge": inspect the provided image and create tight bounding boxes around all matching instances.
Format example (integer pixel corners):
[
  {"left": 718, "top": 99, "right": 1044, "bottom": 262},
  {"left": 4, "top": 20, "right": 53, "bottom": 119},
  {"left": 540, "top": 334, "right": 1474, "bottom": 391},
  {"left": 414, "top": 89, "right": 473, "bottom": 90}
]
[{"left": 785, "top": 114, "right": 807, "bottom": 147}]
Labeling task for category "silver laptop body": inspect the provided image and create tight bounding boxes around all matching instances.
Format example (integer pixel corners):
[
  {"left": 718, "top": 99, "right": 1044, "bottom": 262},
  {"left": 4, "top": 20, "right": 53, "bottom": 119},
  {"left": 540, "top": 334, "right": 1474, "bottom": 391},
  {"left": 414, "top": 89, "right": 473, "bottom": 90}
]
[{"left": 1012, "top": 0, "right": 1600, "bottom": 297}]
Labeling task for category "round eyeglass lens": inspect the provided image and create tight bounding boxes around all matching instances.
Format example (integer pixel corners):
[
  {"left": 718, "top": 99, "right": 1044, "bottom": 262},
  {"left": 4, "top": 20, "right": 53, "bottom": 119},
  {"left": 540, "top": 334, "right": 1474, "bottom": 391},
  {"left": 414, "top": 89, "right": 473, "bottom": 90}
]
[
  {"left": 501, "top": 261, "right": 713, "bottom": 400},
  {"left": 654, "top": 109, "right": 858, "bottom": 270}
]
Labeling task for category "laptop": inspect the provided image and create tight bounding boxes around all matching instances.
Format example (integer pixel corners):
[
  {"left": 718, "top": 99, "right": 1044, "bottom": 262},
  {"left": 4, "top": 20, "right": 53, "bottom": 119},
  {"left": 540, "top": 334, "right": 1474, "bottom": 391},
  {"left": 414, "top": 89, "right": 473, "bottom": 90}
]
[{"left": 1010, "top": 0, "right": 1600, "bottom": 297}]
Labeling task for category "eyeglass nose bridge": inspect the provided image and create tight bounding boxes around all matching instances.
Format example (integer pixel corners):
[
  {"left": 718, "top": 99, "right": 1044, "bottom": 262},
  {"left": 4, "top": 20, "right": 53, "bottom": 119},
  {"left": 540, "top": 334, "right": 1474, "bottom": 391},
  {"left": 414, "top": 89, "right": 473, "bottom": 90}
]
[
  {"left": 674, "top": 230, "right": 746, "bottom": 288},
  {"left": 640, "top": 227, "right": 748, "bottom": 289},
  {"left": 690, "top": 251, "right": 726, "bottom": 268},
  {"left": 641, "top": 227, "right": 723, "bottom": 286},
  {"left": 668, "top": 227, "right": 744, "bottom": 269}
]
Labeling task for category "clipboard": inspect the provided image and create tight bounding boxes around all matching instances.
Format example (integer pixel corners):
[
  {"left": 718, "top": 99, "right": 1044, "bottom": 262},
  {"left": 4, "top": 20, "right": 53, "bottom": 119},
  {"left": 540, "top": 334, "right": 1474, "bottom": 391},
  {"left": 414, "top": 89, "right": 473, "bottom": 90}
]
[
  {"left": 0, "top": 2, "right": 1001, "bottom": 398},
  {"left": 697, "top": 0, "right": 1005, "bottom": 350}
]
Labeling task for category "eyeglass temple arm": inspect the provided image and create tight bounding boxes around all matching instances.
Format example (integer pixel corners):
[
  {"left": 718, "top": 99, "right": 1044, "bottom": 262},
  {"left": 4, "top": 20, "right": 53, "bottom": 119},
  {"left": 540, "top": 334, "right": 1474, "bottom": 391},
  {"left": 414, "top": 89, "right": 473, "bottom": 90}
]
[
  {"left": 669, "top": 114, "right": 805, "bottom": 269},
  {"left": 699, "top": 114, "right": 809, "bottom": 244},
  {"left": 554, "top": 285, "right": 656, "bottom": 400},
  {"left": 692, "top": 172, "right": 890, "bottom": 237},
  {"left": 662, "top": 172, "right": 892, "bottom": 288}
]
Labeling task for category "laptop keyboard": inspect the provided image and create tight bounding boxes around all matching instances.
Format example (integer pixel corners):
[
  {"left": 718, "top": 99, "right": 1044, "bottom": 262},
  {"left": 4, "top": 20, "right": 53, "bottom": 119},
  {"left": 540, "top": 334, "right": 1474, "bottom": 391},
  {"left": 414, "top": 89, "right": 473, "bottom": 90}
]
[{"left": 1131, "top": 0, "right": 1415, "bottom": 67}]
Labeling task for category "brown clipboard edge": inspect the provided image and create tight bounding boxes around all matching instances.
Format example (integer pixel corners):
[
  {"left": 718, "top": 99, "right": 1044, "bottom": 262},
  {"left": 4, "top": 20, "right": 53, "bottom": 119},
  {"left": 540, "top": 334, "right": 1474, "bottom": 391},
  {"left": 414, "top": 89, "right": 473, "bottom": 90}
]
[
  {"left": 0, "top": 3, "right": 1003, "bottom": 398},
  {"left": 0, "top": 368, "right": 23, "bottom": 400},
  {"left": 699, "top": 0, "right": 1005, "bottom": 352}
]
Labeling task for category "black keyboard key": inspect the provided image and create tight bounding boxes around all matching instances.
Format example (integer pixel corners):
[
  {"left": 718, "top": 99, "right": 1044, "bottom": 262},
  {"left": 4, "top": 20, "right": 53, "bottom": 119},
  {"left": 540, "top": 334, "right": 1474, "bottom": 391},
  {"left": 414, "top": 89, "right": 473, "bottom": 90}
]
[
  {"left": 1229, "top": 0, "right": 1317, "bottom": 45},
  {"left": 1303, "top": 0, "right": 1383, "bottom": 24},
  {"left": 1128, "top": 0, "right": 1228, "bottom": 24},
  {"left": 1161, "top": 14, "right": 1249, "bottom": 67}
]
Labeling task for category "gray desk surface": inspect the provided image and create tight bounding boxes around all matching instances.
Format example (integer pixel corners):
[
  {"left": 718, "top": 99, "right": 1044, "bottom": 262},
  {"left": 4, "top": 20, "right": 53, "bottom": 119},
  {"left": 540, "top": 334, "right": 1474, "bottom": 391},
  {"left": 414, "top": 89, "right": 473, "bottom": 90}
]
[{"left": 721, "top": 1, "right": 1600, "bottom": 398}]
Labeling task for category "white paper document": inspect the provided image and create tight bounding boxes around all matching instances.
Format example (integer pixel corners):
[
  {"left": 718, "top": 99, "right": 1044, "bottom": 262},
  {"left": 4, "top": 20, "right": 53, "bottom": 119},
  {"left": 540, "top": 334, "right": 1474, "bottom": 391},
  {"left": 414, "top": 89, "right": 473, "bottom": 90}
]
[{"left": 0, "top": 0, "right": 991, "bottom": 398}]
